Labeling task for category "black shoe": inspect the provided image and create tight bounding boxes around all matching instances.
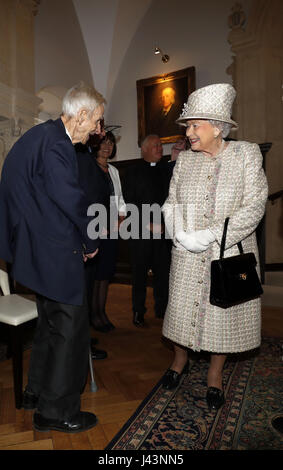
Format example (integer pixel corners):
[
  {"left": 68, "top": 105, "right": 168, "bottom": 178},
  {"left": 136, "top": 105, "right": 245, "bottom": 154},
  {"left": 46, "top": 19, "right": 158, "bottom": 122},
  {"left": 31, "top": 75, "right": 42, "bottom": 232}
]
[
  {"left": 106, "top": 321, "right": 115, "bottom": 330},
  {"left": 133, "top": 312, "right": 145, "bottom": 327},
  {"left": 33, "top": 411, "right": 98, "bottom": 433},
  {"left": 93, "top": 324, "right": 112, "bottom": 333},
  {"left": 91, "top": 338, "right": 99, "bottom": 347},
  {"left": 162, "top": 361, "right": 190, "bottom": 390},
  {"left": 271, "top": 416, "right": 283, "bottom": 434},
  {"left": 91, "top": 347, "right": 108, "bottom": 360},
  {"left": 22, "top": 389, "right": 39, "bottom": 410},
  {"left": 155, "top": 312, "right": 165, "bottom": 319},
  {"left": 206, "top": 387, "right": 225, "bottom": 411}
]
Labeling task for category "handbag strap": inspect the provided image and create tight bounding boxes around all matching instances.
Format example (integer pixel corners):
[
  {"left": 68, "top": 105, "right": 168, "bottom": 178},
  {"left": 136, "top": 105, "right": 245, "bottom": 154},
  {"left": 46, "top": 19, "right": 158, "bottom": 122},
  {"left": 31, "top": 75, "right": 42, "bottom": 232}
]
[{"left": 220, "top": 217, "right": 244, "bottom": 258}]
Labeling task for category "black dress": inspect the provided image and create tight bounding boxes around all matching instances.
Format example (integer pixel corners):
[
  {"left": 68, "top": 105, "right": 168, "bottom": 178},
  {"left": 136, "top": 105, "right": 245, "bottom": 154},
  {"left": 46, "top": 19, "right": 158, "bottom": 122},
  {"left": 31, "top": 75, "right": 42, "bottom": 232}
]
[
  {"left": 92, "top": 168, "right": 118, "bottom": 280},
  {"left": 76, "top": 147, "right": 118, "bottom": 281}
]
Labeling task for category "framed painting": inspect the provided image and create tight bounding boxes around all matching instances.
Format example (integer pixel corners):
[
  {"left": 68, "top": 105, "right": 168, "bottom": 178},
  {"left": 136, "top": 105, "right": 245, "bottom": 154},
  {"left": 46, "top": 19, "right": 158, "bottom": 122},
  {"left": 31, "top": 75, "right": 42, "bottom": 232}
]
[{"left": 136, "top": 66, "right": 195, "bottom": 146}]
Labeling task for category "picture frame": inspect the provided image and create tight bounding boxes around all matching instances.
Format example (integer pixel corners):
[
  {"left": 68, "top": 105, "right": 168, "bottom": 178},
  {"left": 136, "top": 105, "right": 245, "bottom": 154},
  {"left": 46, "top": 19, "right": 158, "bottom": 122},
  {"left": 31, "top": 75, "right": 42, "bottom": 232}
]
[{"left": 136, "top": 66, "right": 195, "bottom": 146}]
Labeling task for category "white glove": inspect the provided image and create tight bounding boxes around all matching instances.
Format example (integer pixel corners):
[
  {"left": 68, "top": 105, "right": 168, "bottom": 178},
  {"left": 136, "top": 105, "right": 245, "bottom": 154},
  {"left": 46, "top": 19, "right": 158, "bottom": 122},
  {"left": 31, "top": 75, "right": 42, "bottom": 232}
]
[{"left": 176, "top": 229, "right": 215, "bottom": 253}]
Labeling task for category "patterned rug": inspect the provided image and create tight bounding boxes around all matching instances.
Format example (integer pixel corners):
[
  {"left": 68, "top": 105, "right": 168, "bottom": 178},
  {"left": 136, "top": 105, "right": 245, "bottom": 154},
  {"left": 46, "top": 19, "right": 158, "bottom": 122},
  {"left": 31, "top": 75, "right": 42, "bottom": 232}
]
[{"left": 106, "top": 337, "right": 283, "bottom": 450}]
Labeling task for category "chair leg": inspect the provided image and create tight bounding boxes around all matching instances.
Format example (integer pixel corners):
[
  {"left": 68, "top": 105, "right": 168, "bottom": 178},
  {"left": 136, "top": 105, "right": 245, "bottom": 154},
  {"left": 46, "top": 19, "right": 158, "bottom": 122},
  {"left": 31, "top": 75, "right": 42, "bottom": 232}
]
[
  {"left": 89, "top": 347, "right": 97, "bottom": 392},
  {"left": 10, "top": 325, "right": 23, "bottom": 409}
]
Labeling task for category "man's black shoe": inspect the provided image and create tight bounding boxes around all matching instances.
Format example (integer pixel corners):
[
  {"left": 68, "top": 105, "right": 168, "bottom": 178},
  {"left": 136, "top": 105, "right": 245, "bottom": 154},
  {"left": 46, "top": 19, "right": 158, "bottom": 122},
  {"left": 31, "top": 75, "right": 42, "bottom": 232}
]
[
  {"left": 22, "top": 389, "right": 39, "bottom": 410},
  {"left": 133, "top": 312, "right": 145, "bottom": 327},
  {"left": 106, "top": 321, "right": 115, "bottom": 330},
  {"left": 33, "top": 411, "right": 98, "bottom": 433},
  {"left": 93, "top": 324, "right": 112, "bottom": 333},
  {"left": 91, "top": 347, "right": 107, "bottom": 360},
  {"left": 91, "top": 337, "right": 99, "bottom": 347}
]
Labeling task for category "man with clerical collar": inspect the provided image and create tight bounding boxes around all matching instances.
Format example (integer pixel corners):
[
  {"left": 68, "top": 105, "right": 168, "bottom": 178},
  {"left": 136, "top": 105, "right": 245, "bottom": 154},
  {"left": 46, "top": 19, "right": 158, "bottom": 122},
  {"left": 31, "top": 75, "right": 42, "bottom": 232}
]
[{"left": 122, "top": 135, "right": 171, "bottom": 328}]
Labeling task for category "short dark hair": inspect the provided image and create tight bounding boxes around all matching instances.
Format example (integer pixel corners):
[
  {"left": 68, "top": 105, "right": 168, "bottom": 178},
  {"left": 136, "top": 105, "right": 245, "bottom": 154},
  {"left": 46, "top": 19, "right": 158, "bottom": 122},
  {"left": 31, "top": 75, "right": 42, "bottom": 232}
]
[{"left": 97, "top": 131, "right": 117, "bottom": 160}]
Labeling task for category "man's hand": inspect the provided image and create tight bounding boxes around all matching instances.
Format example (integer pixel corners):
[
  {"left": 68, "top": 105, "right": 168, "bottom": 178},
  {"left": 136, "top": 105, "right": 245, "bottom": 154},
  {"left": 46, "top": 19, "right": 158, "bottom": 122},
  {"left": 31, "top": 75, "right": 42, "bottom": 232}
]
[{"left": 83, "top": 248, "right": 98, "bottom": 262}]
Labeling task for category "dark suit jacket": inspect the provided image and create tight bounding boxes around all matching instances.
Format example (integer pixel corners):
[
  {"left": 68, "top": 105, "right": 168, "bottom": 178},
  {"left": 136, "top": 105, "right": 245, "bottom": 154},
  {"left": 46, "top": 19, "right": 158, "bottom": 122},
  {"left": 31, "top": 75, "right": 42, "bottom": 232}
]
[
  {"left": 122, "top": 159, "right": 170, "bottom": 237},
  {"left": 76, "top": 145, "right": 110, "bottom": 211},
  {"left": 76, "top": 145, "right": 114, "bottom": 234},
  {"left": 0, "top": 118, "right": 99, "bottom": 305}
]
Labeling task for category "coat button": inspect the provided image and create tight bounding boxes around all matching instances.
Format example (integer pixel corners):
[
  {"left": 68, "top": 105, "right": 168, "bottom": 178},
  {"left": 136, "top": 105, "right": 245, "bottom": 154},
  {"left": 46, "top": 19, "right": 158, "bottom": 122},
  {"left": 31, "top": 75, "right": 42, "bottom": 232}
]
[
  {"left": 194, "top": 301, "right": 199, "bottom": 307},
  {"left": 73, "top": 250, "right": 78, "bottom": 254}
]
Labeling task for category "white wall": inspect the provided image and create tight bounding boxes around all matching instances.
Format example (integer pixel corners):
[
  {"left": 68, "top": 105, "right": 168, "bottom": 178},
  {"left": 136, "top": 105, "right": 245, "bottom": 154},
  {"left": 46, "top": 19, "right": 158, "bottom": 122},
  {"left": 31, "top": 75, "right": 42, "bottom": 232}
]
[
  {"left": 107, "top": 0, "right": 251, "bottom": 160},
  {"left": 35, "top": 0, "right": 151, "bottom": 118},
  {"left": 105, "top": 0, "right": 153, "bottom": 105},
  {"left": 72, "top": 0, "right": 119, "bottom": 99},
  {"left": 34, "top": 0, "right": 93, "bottom": 94},
  {"left": 34, "top": 0, "right": 251, "bottom": 157}
]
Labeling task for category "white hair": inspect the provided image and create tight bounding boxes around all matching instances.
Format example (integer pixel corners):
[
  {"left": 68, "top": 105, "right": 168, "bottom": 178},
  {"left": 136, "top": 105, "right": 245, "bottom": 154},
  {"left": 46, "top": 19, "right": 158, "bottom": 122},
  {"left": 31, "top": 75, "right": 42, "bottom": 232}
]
[
  {"left": 208, "top": 120, "right": 232, "bottom": 138},
  {"left": 62, "top": 82, "right": 106, "bottom": 118},
  {"left": 141, "top": 134, "right": 159, "bottom": 150}
]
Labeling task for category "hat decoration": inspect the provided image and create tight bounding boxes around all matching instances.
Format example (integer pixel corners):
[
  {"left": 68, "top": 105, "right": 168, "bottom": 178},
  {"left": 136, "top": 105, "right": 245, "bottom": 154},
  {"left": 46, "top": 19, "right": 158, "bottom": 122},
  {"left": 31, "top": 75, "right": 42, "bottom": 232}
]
[{"left": 177, "top": 83, "right": 238, "bottom": 129}]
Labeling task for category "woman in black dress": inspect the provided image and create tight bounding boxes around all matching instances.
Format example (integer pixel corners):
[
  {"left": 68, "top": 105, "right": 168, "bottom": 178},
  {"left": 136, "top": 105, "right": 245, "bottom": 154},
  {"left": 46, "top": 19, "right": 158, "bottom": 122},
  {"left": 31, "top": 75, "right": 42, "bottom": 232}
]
[{"left": 77, "top": 132, "right": 126, "bottom": 332}]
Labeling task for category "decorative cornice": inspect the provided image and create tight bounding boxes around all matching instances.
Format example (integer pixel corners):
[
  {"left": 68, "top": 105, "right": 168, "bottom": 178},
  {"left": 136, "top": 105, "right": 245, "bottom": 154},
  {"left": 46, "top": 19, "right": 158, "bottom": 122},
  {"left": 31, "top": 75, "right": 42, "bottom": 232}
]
[
  {"left": 0, "top": 82, "right": 42, "bottom": 122},
  {"left": 227, "top": 2, "right": 252, "bottom": 50},
  {"left": 227, "top": 0, "right": 283, "bottom": 51},
  {"left": 32, "top": 0, "right": 41, "bottom": 16},
  {"left": 228, "top": 2, "right": 246, "bottom": 32}
]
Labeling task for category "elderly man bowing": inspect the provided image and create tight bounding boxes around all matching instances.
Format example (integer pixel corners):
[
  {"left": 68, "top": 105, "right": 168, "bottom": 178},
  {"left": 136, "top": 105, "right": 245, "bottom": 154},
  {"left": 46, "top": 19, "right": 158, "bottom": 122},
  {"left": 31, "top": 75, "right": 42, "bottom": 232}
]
[{"left": 0, "top": 82, "right": 105, "bottom": 433}]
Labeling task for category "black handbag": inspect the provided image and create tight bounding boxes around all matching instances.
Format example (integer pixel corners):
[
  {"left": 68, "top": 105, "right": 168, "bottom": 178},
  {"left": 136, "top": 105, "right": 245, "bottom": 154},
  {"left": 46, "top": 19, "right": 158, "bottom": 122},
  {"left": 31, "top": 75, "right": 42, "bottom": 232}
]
[{"left": 210, "top": 217, "right": 263, "bottom": 308}]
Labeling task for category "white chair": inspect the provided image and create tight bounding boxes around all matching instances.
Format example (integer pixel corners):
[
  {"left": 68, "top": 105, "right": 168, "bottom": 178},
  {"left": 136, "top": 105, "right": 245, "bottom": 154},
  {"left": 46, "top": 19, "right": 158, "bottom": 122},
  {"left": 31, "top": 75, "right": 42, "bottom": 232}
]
[{"left": 0, "top": 267, "right": 38, "bottom": 409}]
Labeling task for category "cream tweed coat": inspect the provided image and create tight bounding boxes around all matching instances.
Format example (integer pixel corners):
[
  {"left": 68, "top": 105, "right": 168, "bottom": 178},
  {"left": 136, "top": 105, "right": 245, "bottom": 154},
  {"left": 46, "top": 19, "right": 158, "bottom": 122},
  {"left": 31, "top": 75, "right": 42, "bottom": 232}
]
[{"left": 162, "top": 141, "right": 268, "bottom": 353}]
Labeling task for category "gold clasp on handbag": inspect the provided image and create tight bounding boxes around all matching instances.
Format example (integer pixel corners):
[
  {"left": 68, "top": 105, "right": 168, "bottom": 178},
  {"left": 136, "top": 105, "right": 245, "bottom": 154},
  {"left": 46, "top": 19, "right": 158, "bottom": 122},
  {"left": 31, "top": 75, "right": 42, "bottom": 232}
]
[{"left": 239, "top": 273, "right": 247, "bottom": 280}]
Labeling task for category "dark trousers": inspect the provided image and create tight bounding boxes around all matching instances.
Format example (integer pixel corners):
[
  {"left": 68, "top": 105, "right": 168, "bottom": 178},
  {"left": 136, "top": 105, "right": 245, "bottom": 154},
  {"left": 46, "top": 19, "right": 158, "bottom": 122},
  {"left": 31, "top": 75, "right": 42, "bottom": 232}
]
[
  {"left": 27, "top": 293, "right": 90, "bottom": 420},
  {"left": 130, "top": 238, "right": 171, "bottom": 316}
]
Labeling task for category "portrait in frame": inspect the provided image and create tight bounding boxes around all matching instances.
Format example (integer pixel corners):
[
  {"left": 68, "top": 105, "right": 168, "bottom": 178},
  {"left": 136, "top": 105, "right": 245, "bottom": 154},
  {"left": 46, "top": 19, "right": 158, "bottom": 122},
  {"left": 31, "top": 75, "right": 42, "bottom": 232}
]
[{"left": 136, "top": 66, "right": 195, "bottom": 146}]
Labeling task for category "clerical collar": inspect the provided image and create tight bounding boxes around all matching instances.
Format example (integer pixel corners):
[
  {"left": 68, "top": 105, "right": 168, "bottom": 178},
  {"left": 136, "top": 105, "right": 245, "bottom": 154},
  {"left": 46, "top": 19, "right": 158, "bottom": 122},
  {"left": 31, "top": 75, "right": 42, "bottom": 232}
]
[{"left": 150, "top": 162, "right": 156, "bottom": 166}]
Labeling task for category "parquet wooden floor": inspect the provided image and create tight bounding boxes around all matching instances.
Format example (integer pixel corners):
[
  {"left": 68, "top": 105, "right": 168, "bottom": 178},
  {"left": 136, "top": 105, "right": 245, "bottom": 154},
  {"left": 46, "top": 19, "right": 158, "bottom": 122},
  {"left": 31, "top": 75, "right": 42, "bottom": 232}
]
[{"left": 0, "top": 283, "right": 282, "bottom": 450}]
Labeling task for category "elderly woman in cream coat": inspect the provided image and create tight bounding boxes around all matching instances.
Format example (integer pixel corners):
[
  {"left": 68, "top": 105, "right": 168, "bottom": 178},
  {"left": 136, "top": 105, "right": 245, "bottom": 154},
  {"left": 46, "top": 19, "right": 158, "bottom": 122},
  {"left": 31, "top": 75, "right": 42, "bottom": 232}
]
[{"left": 161, "top": 83, "right": 268, "bottom": 411}]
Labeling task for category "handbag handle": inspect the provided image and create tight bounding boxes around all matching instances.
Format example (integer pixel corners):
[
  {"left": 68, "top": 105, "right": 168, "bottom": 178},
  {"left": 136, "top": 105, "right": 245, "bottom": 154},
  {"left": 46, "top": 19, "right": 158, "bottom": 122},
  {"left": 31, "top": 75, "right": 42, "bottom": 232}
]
[{"left": 220, "top": 217, "right": 244, "bottom": 258}]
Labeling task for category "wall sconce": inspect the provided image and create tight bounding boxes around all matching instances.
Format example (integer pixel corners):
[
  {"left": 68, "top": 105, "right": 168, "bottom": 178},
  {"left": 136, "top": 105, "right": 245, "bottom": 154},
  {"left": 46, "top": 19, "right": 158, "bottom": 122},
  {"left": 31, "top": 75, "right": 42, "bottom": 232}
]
[{"left": 154, "top": 46, "right": 170, "bottom": 63}]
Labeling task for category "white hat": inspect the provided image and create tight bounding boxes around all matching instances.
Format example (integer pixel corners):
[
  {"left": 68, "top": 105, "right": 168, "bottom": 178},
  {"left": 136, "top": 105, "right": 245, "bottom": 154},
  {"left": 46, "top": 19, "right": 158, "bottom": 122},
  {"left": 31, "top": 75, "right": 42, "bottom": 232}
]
[{"left": 177, "top": 83, "right": 238, "bottom": 129}]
